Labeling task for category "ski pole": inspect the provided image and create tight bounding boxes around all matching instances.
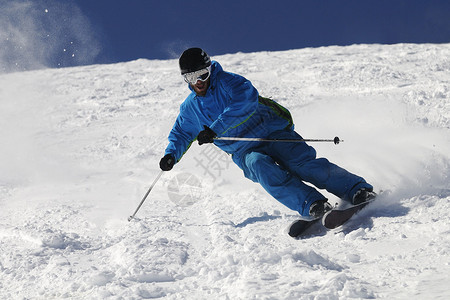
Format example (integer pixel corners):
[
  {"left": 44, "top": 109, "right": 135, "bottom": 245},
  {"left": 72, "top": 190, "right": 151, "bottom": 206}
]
[
  {"left": 214, "top": 136, "right": 342, "bottom": 145},
  {"left": 128, "top": 170, "right": 164, "bottom": 222}
]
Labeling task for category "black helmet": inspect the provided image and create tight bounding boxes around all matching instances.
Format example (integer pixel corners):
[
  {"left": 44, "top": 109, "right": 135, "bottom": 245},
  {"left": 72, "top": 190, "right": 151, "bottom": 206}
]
[{"left": 179, "top": 48, "right": 211, "bottom": 75}]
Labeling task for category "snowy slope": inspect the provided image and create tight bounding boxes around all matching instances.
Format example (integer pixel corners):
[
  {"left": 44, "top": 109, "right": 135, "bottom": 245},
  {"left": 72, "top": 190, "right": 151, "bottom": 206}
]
[{"left": 0, "top": 44, "right": 449, "bottom": 299}]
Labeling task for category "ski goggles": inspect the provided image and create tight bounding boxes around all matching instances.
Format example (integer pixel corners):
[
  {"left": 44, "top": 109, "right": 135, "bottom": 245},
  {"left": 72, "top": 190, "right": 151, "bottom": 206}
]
[{"left": 183, "top": 66, "right": 211, "bottom": 84}]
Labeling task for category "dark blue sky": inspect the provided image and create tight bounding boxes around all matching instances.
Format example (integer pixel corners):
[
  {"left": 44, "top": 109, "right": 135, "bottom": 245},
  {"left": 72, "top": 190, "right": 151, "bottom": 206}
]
[
  {"left": 2, "top": 0, "right": 450, "bottom": 71},
  {"left": 75, "top": 0, "right": 450, "bottom": 64}
]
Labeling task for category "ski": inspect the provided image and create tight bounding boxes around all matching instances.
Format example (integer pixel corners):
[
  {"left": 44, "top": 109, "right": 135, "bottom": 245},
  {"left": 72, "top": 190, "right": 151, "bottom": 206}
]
[
  {"left": 322, "top": 198, "right": 375, "bottom": 229},
  {"left": 288, "top": 217, "right": 321, "bottom": 238},
  {"left": 288, "top": 191, "right": 377, "bottom": 237}
]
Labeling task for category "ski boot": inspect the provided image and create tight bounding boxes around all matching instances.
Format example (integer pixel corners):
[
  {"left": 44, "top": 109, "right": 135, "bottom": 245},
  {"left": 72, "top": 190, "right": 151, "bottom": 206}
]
[
  {"left": 309, "top": 200, "right": 333, "bottom": 218},
  {"left": 352, "top": 188, "right": 377, "bottom": 205}
]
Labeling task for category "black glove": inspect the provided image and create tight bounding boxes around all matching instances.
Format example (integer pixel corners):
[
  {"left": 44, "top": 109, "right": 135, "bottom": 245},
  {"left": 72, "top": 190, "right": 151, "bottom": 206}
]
[
  {"left": 159, "top": 154, "right": 175, "bottom": 171},
  {"left": 197, "top": 125, "right": 217, "bottom": 145}
]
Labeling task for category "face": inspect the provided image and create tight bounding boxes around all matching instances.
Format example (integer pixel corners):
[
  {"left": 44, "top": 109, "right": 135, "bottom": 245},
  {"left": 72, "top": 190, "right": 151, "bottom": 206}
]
[
  {"left": 191, "top": 78, "right": 210, "bottom": 96},
  {"left": 183, "top": 66, "right": 211, "bottom": 96}
]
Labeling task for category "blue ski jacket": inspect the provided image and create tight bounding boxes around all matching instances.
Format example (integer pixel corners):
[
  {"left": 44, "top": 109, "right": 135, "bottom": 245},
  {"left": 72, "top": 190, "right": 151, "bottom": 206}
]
[{"left": 165, "top": 61, "right": 293, "bottom": 163}]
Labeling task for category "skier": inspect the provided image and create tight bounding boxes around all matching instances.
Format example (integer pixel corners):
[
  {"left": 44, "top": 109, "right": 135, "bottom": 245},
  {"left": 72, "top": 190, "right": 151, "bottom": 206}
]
[{"left": 160, "top": 47, "right": 375, "bottom": 221}]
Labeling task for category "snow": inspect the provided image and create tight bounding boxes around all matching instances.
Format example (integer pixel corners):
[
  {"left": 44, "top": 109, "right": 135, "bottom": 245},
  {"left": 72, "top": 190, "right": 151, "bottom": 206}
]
[{"left": 0, "top": 43, "right": 449, "bottom": 299}]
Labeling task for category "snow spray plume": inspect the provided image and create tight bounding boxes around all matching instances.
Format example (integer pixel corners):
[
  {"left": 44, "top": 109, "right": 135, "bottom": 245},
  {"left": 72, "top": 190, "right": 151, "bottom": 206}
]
[
  {"left": 0, "top": 0, "right": 102, "bottom": 73},
  {"left": 162, "top": 40, "right": 196, "bottom": 59}
]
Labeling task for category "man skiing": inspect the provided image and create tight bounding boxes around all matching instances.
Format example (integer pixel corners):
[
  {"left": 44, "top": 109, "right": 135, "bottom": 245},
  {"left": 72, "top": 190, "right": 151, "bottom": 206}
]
[{"left": 160, "top": 47, "right": 375, "bottom": 221}]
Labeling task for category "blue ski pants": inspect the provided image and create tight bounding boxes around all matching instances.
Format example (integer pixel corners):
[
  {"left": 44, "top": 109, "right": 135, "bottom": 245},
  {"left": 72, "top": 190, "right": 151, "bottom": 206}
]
[{"left": 232, "top": 130, "right": 373, "bottom": 217}]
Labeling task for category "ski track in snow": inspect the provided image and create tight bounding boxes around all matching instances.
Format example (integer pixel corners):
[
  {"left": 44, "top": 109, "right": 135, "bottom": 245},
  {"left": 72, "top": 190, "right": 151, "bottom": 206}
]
[{"left": 0, "top": 44, "right": 449, "bottom": 299}]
